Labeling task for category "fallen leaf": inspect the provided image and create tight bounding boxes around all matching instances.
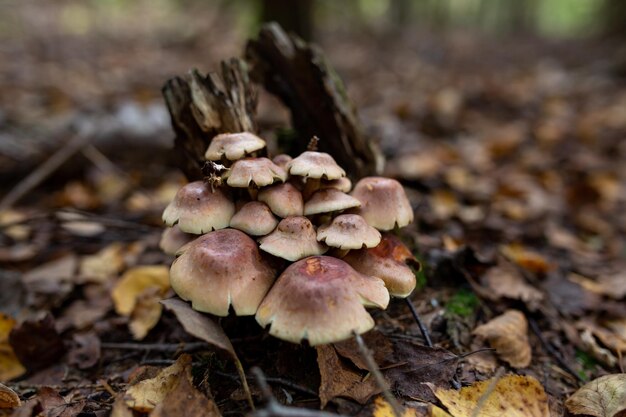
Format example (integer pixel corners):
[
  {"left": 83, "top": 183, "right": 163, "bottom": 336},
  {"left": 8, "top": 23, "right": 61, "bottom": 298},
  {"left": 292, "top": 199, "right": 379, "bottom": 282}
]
[
  {"left": 0, "top": 382, "right": 20, "bottom": 409},
  {"left": 333, "top": 330, "right": 394, "bottom": 371},
  {"left": 79, "top": 243, "right": 126, "bottom": 283},
  {"left": 579, "top": 328, "right": 618, "bottom": 368},
  {"left": 431, "top": 374, "right": 549, "bottom": 417},
  {"left": 8, "top": 312, "right": 65, "bottom": 372},
  {"left": 110, "top": 394, "right": 134, "bottom": 417},
  {"left": 500, "top": 243, "right": 552, "bottom": 274},
  {"left": 0, "top": 314, "right": 26, "bottom": 381},
  {"left": 565, "top": 373, "right": 626, "bottom": 417},
  {"left": 56, "top": 284, "right": 112, "bottom": 332},
  {"left": 68, "top": 332, "right": 101, "bottom": 370},
  {"left": 317, "top": 344, "right": 381, "bottom": 407},
  {"left": 112, "top": 265, "right": 170, "bottom": 316},
  {"left": 569, "top": 271, "right": 626, "bottom": 300},
  {"left": 36, "top": 386, "right": 85, "bottom": 417},
  {"left": 482, "top": 259, "right": 543, "bottom": 309},
  {"left": 124, "top": 354, "right": 191, "bottom": 412},
  {"left": 0, "top": 210, "right": 30, "bottom": 241},
  {"left": 21, "top": 255, "right": 77, "bottom": 308},
  {"left": 372, "top": 396, "right": 424, "bottom": 417},
  {"left": 473, "top": 310, "right": 531, "bottom": 368},
  {"left": 129, "top": 287, "right": 164, "bottom": 340}
]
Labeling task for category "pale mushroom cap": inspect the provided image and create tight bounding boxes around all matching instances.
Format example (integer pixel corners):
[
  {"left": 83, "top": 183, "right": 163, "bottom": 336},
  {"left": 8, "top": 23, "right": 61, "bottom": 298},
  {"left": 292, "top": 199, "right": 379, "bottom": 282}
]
[
  {"left": 304, "top": 188, "right": 361, "bottom": 216},
  {"left": 320, "top": 177, "right": 352, "bottom": 193},
  {"left": 159, "top": 225, "right": 195, "bottom": 255},
  {"left": 259, "top": 216, "right": 327, "bottom": 261},
  {"left": 287, "top": 151, "right": 346, "bottom": 180},
  {"left": 317, "top": 214, "right": 381, "bottom": 250},
  {"left": 230, "top": 201, "right": 279, "bottom": 236},
  {"left": 256, "top": 256, "right": 390, "bottom": 345},
  {"left": 205, "top": 132, "right": 266, "bottom": 161},
  {"left": 258, "top": 182, "right": 304, "bottom": 218},
  {"left": 170, "top": 229, "right": 276, "bottom": 316},
  {"left": 343, "top": 234, "right": 419, "bottom": 297},
  {"left": 162, "top": 181, "right": 235, "bottom": 234},
  {"left": 350, "top": 177, "right": 414, "bottom": 230},
  {"left": 272, "top": 154, "right": 293, "bottom": 169},
  {"left": 224, "top": 157, "right": 287, "bottom": 188}
]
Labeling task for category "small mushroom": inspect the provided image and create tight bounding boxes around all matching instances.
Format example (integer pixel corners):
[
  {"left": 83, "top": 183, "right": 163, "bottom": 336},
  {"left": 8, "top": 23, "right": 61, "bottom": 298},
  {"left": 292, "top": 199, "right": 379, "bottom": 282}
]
[
  {"left": 343, "top": 234, "right": 420, "bottom": 298},
  {"left": 170, "top": 229, "right": 276, "bottom": 316},
  {"left": 304, "top": 188, "right": 361, "bottom": 216},
  {"left": 287, "top": 151, "right": 346, "bottom": 180},
  {"left": 205, "top": 132, "right": 266, "bottom": 161},
  {"left": 259, "top": 216, "right": 327, "bottom": 261},
  {"left": 159, "top": 225, "right": 195, "bottom": 255},
  {"left": 162, "top": 181, "right": 235, "bottom": 234},
  {"left": 272, "top": 153, "right": 293, "bottom": 169},
  {"left": 255, "top": 256, "right": 390, "bottom": 345},
  {"left": 317, "top": 214, "right": 381, "bottom": 250},
  {"left": 319, "top": 177, "right": 352, "bottom": 193},
  {"left": 224, "top": 157, "right": 287, "bottom": 188},
  {"left": 230, "top": 201, "right": 279, "bottom": 236},
  {"left": 350, "top": 177, "right": 414, "bottom": 230},
  {"left": 258, "top": 182, "right": 304, "bottom": 218}
]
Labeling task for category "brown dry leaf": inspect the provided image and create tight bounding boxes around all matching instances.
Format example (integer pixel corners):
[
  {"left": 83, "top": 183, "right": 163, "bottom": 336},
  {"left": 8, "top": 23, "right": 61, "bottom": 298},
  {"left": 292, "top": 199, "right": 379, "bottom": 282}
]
[
  {"left": 0, "top": 210, "right": 30, "bottom": 241},
  {"left": 124, "top": 354, "right": 191, "bottom": 413},
  {"left": 36, "top": 386, "right": 85, "bottom": 417},
  {"left": 21, "top": 255, "right": 77, "bottom": 305},
  {"left": 112, "top": 265, "right": 170, "bottom": 316},
  {"left": 472, "top": 310, "right": 531, "bottom": 368},
  {"left": 0, "top": 314, "right": 26, "bottom": 381},
  {"left": 372, "top": 396, "right": 424, "bottom": 417},
  {"left": 317, "top": 344, "right": 381, "bottom": 407},
  {"left": 500, "top": 243, "right": 552, "bottom": 274},
  {"left": 110, "top": 394, "right": 134, "bottom": 417},
  {"left": 333, "top": 330, "right": 394, "bottom": 371},
  {"left": 431, "top": 374, "right": 549, "bottom": 417},
  {"left": 579, "top": 328, "right": 618, "bottom": 368},
  {"left": 565, "top": 373, "right": 626, "bottom": 417},
  {"left": 0, "top": 382, "right": 20, "bottom": 409},
  {"left": 79, "top": 243, "right": 126, "bottom": 283},
  {"left": 150, "top": 367, "right": 221, "bottom": 417},
  {"left": 9, "top": 312, "right": 66, "bottom": 373},
  {"left": 68, "top": 332, "right": 101, "bottom": 370},
  {"left": 569, "top": 272, "right": 626, "bottom": 300},
  {"left": 482, "top": 259, "right": 543, "bottom": 309}
]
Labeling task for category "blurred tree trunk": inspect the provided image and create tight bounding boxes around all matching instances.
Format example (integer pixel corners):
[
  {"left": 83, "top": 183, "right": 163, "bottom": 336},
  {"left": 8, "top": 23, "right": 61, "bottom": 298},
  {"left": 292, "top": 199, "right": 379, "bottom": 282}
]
[
  {"left": 261, "top": 0, "right": 314, "bottom": 40},
  {"left": 602, "top": 0, "right": 626, "bottom": 36}
]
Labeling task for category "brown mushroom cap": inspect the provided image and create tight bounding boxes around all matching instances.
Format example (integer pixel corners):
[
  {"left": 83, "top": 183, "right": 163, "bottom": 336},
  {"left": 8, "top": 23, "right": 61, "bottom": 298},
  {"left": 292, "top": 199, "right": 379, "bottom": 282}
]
[
  {"left": 259, "top": 216, "right": 327, "bottom": 261},
  {"left": 287, "top": 151, "right": 346, "bottom": 180},
  {"left": 224, "top": 157, "right": 287, "bottom": 188},
  {"left": 304, "top": 189, "right": 361, "bottom": 216},
  {"left": 258, "top": 182, "right": 304, "bottom": 218},
  {"left": 162, "top": 181, "right": 235, "bottom": 234},
  {"left": 170, "top": 229, "right": 276, "bottom": 316},
  {"left": 343, "top": 234, "right": 419, "bottom": 298},
  {"left": 272, "top": 153, "right": 293, "bottom": 169},
  {"left": 256, "top": 256, "right": 390, "bottom": 345},
  {"left": 317, "top": 214, "right": 381, "bottom": 250},
  {"left": 350, "top": 177, "right": 414, "bottom": 230},
  {"left": 159, "top": 225, "right": 195, "bottom": 255},
  {"left": 319, "top": 177, "right": 352, "bottom": 193},
  {"left": 205, "top": 132, "right": 266, "bottom": 161},
  {"left": 230, "top": 201, "right": 279, "bottom": 236}
]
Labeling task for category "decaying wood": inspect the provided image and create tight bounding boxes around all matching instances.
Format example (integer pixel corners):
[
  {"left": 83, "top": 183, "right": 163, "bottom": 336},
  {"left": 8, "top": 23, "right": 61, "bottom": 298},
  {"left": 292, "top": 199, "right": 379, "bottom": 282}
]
[
  {"left": 162, "top": 58, "right": 258, "bottom": 180},
  {"left": 246, "top": 23, "right": 382, "bottom": 179}
]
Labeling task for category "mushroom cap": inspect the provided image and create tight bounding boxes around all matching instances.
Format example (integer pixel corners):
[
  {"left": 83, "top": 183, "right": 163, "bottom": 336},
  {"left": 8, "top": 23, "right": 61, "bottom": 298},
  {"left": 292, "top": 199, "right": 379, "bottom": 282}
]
[
  {"left": 230, "top": 201, "right": 279, "bottom": 236},
  {"left": 162, "top": 181, "right": 235, "bottom": 234},
  {"left": 272, "top": 153, "right": 293, "bottom": 169},
  {"left": 159, "top": 225, "right": 195, "bottom": 255},
  {"left": 287, "top": 151, "right": 346, "bottom": 180},
  {"left": 343, "top": 234, "right": 419, "bottom": 298},
  {"left": 258, "top": 182, "right": 304, "bottom": 218},
  {"left": 170, "top": 229, "right": 276, "bottom": 316},
  {"left": 205, "top": 132, "right": 266, "bottom": 161},
  {"left": 320, "top": 177, "right": 352, "bottom": 193},
  {"left": 350, "top": 177, "right": 414, "bottom": 230},
  {"left": 317, "top": 214, "right": 381, "bottom": 250},
  {"left": 224, "top": 157, "right": 287, "bottom": 188},
  {"left": 259, "top": 216, "right": 327, "bottom": 261},
  {"left": 256, "top": 256, "right": 390, "bottom": 345},
  {"left": 304, "top": 188, "right": 361, "bottom": 216}
]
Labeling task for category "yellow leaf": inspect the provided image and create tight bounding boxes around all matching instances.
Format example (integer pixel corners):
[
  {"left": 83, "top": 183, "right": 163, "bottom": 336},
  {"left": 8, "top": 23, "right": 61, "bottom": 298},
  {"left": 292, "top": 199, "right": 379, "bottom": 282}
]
[
  {"left": 112, "top": 265, "right": 170, "bottom": 316},
  {"left": 430, "top": 405, "right": 453, "bottom": 417},
  {"left": 473, "top": 310, "right": 531, "bottom": 368},
  {"left": 79, "top": 243, "right": 126, "bottom": 283},
  {"left": 565, "top": 373, "right": 626, "bottom": 417},
  {"left": 0, "top": 314, "right": 26, "bottom": 381},
  {"left": 129, "top": 287, "right": 164, "bottom": 340},
  {"left": 372, "top": 396, "right": 421, "bottom": 417},
  {"left": 124, "top": 354, "right": 190, "bottom": 412},
  {"left": 0, "top": 382, "right": 20, "bottom": 408},
  {"left": 432, "top": 374, "right": 549, "bottom": 417}
]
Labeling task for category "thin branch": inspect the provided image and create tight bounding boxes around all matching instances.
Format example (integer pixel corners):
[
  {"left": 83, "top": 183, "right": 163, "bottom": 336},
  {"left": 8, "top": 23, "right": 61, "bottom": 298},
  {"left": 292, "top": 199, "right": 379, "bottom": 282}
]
[
  {"left": 470, "top": 367, "right": 505, "bottom": 417},
  {"left": 404, "top": 298, "right": 433, "bottom": 347},
  {"left": 101, "top": 342, "right": 208, "bottom": 352}
]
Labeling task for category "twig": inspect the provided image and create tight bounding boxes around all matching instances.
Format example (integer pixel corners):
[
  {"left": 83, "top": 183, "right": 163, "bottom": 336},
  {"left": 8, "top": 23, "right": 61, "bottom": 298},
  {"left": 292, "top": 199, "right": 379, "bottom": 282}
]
[
  {"left": 101, "top": 342, "right": 208, "bottom": 352},
  {"left": 470, "top": 367, "right": 505, "bottom": 417},
  {"left": 214, "top": 370, "right": 318, "bottom": 397},
  {"left": 353, "top": 332, "right": 403, "bottom": 417},
  {"left": 251, "top": 368, "right": 344, "bottom": 417},
  {"left": 0, "top": 133, "right": 90, "bottom": 211},
  {"left": 404, "top": 298, "right": 433, "bottom": 347}
]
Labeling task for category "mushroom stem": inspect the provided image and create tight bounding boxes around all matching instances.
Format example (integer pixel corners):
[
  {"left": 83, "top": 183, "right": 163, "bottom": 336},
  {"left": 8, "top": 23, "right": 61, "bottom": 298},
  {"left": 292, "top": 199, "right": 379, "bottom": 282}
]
[
  {"left": 352, "top": 332, "right": 403, "bottom": 417},
  {"left": 235, "top": 358, "right": 256, "bottom": 411},
  {"left": 329, "top": 248, "right": 350, "bottom": 258},
  {"left": 303, "top": 177, "right": 320, "bottom": 200},
  {"left": 248, "top": 187, "right": 259, "bottom": 200},
  {"left": 404, "top": 298, "right": 433, "bottom": 347}
]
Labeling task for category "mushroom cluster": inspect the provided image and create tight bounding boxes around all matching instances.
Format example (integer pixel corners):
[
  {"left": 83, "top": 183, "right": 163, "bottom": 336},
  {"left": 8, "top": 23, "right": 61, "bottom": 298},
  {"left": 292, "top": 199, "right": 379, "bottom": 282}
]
[{"left": 160, "top": 132, "right": 418, "bottom": 345}]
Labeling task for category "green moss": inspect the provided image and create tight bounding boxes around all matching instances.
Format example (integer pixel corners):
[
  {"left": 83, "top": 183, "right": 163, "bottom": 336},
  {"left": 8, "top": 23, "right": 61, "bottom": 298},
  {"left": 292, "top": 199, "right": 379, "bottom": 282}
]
[
  {"left": 575, "top": 349, "right": 598, "bottom": 381},
  {"left": 445, "top": 289, "right": 479, "bottom": 317}
]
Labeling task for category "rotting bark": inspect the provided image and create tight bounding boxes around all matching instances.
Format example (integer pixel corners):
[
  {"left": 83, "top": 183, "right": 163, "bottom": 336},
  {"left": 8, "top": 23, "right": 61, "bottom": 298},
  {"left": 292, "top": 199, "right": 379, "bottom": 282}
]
[
  {"left": 246, "top": 23, "right": 382, "bottom": 179},
  {"left": 162, "top": 58, "right": 258, "bottom": 180}
]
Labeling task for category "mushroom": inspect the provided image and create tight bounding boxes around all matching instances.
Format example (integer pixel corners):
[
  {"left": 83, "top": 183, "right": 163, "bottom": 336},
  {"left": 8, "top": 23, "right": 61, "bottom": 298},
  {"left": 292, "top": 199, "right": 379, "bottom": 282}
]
[
  {"left": 304, "top": 188, "right": 361, "bottom": 216},
  {"left": 159, "top": 225, "right": 194, "bottom": 255},
  {"left": 205, "top": 132, "right": 266, "bottom": 161},
  {"left": 162, "top": 181, "right": 235, "bottom": 234},
  {"left": 287, "top": 151, "right": 346, "bottom": 180},
  {"left": 343, "top": 234, "right": 419, "bottom": 298},
  {"left": 224, "top": 157, "right": 287, "bottom": 188},
  {"left": 259, "top": 216, "right": 327, "bottom": 261},
  {"left": 319, "top": 177, "right": 352, "bottom": 193},
  {"left": 350, "top": 177, "right": 414, "bottom": 230},
  {"left": 317, "top": 214, "right": 381, "bottom": 250},
  {"left": 170, "top": 229, "right": 276, "bottom": 316},
  {"left": 258, "top": 182, "right": 304, "bottom": 218},
  {"left": 230, "top": 201, "right": 279, "bottom": 236},
  {"left": 256, "top": 256, "right": 390, "bottom": 345},
  {"left": 272, "top": 153, "right": 293, "bottom": 170}
]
